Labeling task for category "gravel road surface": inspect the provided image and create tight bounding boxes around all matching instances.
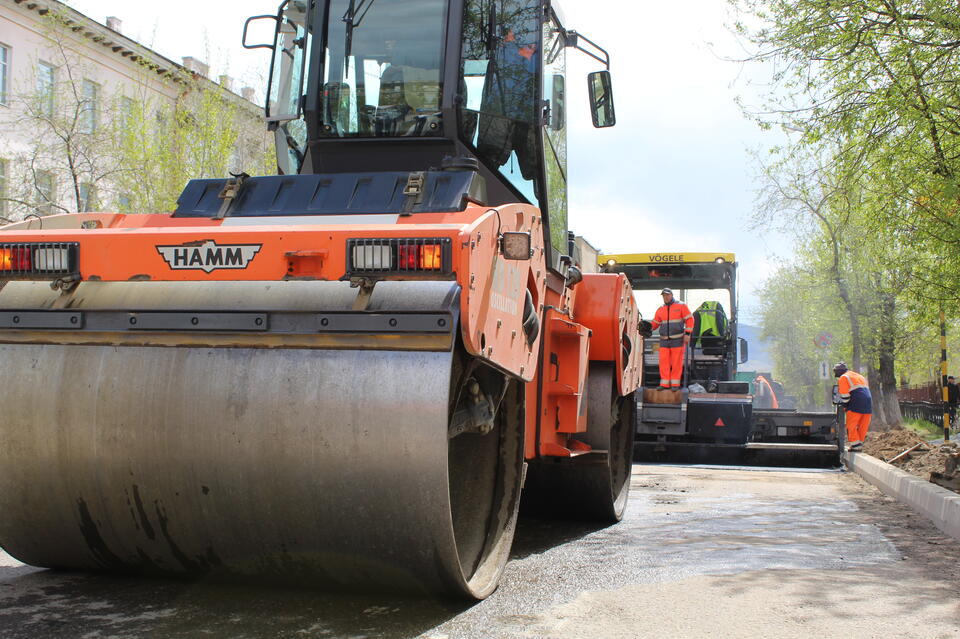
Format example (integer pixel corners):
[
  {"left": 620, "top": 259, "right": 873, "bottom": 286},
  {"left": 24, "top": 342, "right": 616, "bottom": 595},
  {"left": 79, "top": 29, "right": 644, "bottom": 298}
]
[{"left": 1, "top": 464, "right": 957, "bottom": 638}]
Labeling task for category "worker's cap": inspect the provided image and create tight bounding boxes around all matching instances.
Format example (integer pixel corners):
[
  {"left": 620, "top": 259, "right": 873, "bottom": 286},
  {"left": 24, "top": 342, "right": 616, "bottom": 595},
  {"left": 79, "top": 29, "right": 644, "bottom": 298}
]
[
  {"left": 660, "top": 288, "right": 673, "bottom": 295},
  {"left": 833, "top": 362, "right": 848, "bottom": 377},
  {"left": 949, "top": 376, "right": 956, "bottom": 381}
]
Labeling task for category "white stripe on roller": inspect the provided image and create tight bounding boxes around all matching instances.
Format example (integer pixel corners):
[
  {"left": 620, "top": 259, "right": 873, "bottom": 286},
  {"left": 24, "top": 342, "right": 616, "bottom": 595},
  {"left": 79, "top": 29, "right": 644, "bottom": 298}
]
[{"left": 222, "top": 215, "right": 401, "bottom": 226}]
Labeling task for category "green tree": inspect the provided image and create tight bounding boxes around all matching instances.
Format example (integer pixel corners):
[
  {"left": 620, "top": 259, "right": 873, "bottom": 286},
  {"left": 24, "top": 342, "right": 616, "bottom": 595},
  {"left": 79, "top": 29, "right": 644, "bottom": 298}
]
[
  {"left": 111, "top": 72, "right": 275, "bottom": 214},
  {"left": 731, "top": 0, "right": 960, "bottom": 299},
  {"left": 732, "top": 0, "right": 960, "bottom": 426}
]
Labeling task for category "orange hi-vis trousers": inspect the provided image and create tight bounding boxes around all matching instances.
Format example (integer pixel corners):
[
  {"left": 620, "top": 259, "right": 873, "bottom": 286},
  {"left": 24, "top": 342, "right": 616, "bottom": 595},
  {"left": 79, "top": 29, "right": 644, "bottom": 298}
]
[
  {"left": 659, "top": 345, "right": 686, "bottom": 388},
  {"left": 846, "top": 411, "right": 872, "bottom": 443}
]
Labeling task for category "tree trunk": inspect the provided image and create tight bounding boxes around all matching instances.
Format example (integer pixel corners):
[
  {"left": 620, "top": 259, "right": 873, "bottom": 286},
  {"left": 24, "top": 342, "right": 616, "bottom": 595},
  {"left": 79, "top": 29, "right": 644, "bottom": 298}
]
[
  {"left": 835, "top": 277, "right": 862, "bottom": 371},
  {"left": 878, "top": 294, "right": 902, "bottom": 428},
  {"left": 867, "top": 360, "right": 889, "bottom": 431}
]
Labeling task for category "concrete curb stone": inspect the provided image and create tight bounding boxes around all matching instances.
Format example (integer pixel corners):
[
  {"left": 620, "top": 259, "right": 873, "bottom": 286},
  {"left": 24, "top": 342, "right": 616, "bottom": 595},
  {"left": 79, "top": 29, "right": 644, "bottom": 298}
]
[{"left": 845, "top": 451, "right": 960, "bottom": 541}]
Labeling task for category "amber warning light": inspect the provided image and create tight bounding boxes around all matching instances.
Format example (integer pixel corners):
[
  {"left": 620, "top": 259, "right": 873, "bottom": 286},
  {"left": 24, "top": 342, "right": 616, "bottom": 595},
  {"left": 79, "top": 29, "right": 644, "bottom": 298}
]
[
  {"left": 0, "top": 247, "right": 31, "bottom": 271},
  {"left": 0, "top": 243, "right": 78, "bottom": 277},
  {"left": 400, "top": 243, "right": 443, "bottom": 270},
  {"left": 348, "top": 238, "right": 451, "bottom": 275}
]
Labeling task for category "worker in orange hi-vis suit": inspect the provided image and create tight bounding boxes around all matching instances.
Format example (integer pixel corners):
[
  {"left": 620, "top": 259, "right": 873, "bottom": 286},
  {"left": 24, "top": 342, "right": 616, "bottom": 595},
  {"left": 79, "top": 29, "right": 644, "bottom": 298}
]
[
  {"left": 650, "top": 288, "right": 694, "bottom": 389},
  {"left": 835, "top": 362, "right": 872, "bottom": 451}
]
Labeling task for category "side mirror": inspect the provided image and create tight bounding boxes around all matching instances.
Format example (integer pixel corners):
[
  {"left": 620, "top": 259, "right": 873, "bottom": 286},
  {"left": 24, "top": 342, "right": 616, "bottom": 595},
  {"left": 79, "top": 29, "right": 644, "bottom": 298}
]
[
  {"left": 831, "top": 384, "right": 841, "bottom": 405},
  {"left": 565, "top": 265, "right": 583, "bottom": 289},
  {"left": 551, "top": 74, "right": 565, "bottom": 131},
  {"left": 738, "top": 337, "right": 749, "bottom": 365},
  {"left": 243, "top": 14, "right": 280, "bottom": 50},
  {"left": 588, "top": 71, "right": 616, "bottom": 128}
]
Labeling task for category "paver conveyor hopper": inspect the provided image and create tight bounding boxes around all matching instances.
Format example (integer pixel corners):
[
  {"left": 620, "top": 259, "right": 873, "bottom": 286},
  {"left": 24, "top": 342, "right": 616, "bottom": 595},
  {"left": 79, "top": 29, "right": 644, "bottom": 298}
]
[{"left": 0, "top": 0, "right": 640, "bottom": 599}]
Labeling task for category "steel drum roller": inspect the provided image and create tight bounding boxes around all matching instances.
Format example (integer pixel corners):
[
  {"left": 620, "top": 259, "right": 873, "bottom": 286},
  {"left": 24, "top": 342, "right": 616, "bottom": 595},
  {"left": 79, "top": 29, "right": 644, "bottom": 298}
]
[{"left": 0, "top": 281, "right": 523, "bottom": 598}]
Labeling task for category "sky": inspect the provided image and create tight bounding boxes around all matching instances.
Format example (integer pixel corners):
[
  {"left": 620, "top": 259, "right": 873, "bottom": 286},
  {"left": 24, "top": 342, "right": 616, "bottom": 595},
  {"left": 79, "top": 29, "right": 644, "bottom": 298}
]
[{"left": 62, "top": 0, "right": 792, "bottom": 322}]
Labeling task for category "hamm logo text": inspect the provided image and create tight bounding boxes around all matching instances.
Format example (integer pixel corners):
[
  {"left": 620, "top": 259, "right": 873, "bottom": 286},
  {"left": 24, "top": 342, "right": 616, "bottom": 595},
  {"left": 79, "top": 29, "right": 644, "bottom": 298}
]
[{"left": 156, "top": 241, "right": 262, "bottom": 273}]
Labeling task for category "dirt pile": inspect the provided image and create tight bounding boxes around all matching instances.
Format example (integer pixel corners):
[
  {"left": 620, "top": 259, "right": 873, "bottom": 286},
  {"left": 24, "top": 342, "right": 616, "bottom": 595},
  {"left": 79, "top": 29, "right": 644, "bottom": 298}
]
[
  {"left": 900, "top": 444, "right": 958, "bottom": 476},
  {"left": 862, "top": 428, "right": 927, "bottom": 460},
  {"left": 864, "top": 428, "right": 960, "bottom": 492}
]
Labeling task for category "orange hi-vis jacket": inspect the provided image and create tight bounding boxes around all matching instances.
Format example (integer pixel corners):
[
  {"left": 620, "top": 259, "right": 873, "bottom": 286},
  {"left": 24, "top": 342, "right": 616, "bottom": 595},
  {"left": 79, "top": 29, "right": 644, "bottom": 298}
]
[
  {"left": 651, "top": 301, "right": 694, "bottom": 348},
  {"left": 838, "top": 370, "right": 872, "bottom": 414}
]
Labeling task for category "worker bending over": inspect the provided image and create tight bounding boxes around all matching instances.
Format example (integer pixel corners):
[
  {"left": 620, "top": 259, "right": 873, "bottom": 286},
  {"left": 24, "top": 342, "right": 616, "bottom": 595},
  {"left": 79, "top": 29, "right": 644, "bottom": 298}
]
[
  {"left": 651, "top": 288, "right": 694, "bottom": 389},
  {"left": 835, "top": 362, "right": 872, "bottom": 451}
]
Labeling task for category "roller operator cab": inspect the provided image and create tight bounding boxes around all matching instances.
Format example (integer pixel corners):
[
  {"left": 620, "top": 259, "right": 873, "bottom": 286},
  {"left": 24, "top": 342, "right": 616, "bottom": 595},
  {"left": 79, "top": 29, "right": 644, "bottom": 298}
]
[
  {"left": 601, "top": 253, "right": 841, "bottom": 465},
  {"left": 0, "top": 0, "right": 639, "bottom": 600}
]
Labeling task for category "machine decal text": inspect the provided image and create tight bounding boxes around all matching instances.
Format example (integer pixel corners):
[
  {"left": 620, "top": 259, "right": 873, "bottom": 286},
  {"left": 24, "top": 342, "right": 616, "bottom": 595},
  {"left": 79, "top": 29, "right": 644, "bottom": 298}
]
[{"left": 156, "top": 241, "right": 263, "bottom": 273}]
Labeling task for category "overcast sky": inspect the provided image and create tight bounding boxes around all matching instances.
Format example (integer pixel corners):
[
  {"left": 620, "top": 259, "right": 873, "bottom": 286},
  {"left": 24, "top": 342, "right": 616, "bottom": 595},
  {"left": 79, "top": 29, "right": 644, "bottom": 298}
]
[{"left": 62, "top": 0, "right": 790, "bottom": 322}]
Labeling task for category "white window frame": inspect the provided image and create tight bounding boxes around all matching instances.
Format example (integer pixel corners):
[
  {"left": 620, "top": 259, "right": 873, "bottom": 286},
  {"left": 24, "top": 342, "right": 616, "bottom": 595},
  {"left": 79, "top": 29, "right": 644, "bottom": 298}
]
[
  {"left": 37, "top": 61, "right": 55, "bottom": 117},
  {"left": 120, "top": 96, "right": 135, "bottom": 127},
  {"left": 0, "top": 159, "right": 8, "bottom": 217},
  {"left": 35, "top": 171, "right": 56, "bottom": 214},
  {"left": 80, "top": 79, "right": 100, "bottom": 134},
  {"left": 0, "top": 44, "right": 9, "bottom": 107}
]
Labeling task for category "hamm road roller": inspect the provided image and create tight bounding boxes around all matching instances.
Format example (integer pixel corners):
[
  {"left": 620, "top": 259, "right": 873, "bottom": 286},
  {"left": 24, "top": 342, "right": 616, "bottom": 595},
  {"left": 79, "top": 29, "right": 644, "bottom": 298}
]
[{"left": 0, "top": 0, "right": 640, "bottom": 598}]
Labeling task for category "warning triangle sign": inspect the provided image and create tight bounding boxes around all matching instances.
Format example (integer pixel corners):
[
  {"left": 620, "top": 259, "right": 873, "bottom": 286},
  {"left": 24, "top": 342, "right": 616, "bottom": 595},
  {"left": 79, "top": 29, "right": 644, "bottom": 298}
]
[{"left": 714, "top": 418, "right": 726, "bottom": 427}]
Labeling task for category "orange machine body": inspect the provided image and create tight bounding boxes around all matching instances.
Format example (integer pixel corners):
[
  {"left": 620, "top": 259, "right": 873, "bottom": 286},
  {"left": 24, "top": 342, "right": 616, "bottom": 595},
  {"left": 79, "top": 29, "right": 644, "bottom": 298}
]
[{"left": 0, "top": 205, "right": 640, "bottom": 461}]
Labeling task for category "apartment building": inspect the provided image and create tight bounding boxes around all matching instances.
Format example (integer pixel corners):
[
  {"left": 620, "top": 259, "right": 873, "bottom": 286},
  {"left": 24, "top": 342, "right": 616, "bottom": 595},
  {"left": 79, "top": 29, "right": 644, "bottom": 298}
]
[{"left": 0, "top": 0, "right": 272, "bottom": 220}]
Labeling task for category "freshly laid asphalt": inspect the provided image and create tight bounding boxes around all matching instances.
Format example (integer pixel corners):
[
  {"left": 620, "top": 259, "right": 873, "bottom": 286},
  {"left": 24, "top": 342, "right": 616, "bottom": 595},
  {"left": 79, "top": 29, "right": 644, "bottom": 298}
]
[{"left": 0, "top": 464, "right": 958, "bottom": 638}]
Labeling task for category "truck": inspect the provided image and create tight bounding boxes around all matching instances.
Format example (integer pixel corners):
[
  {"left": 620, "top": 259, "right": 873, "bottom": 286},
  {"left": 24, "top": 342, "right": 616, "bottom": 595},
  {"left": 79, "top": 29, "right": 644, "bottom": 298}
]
[
  {"left": 0, "top": 0, "right": 640, "bottom": 599},
  {"left": 599, "top": 252, "right": 843, "bottom": 466}
]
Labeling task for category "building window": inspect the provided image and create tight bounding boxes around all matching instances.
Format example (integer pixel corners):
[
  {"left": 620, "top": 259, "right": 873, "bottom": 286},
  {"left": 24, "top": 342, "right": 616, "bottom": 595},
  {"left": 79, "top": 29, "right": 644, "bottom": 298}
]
[
  {"left": 0, "top": 45, "right": 9, "bottom": 107},
  {"left": 37, "top": 62, "right": 55, "bottom": 117},
  {"left": 78, "top": 183, "right": 96, "bottom": 212},
  {"left": 80, "top": 80, "right": 100, "bottom": 133},
  {"left": 35, "top": 171, "right": 55, "bottom": 214},
  {"left": 120, "top": 96, "right": 135, "bottom": 127},
  {"left": 0, "top": 159, "right": 7, "bottom": 217}
]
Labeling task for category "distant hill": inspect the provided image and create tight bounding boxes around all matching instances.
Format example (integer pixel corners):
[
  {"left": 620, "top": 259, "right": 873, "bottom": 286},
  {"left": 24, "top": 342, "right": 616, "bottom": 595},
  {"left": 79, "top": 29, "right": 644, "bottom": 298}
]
[{"left": 737, "top": 323, "right": 775, "bottom": 373}]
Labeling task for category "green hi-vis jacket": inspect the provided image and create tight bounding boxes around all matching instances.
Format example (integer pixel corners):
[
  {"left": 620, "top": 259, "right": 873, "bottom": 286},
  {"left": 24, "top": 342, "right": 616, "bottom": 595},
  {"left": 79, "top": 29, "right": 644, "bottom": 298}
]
[{"left": 694, "top": 301, "right": 728, "bottom": 347}]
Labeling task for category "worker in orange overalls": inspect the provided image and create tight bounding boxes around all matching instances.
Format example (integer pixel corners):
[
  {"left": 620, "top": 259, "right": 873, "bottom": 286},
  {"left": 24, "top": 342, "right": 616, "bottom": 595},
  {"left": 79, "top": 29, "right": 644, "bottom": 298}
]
[
  {"left": 835, "top": 362, "right": 872, "bottom": 451},
  {"left": 650, "top": 288, "right": 694, "bottom": 389},
  {"left": 754, "top": 375, "right": 780, "bottom": 410}
]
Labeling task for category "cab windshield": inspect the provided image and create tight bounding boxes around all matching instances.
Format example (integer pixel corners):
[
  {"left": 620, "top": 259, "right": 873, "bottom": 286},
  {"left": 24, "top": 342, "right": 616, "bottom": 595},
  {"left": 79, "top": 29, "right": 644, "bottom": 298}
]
[
  {"left": 634, "top": 289, "right": 733, "bottom": 326},
  {"left": 320, "top": 0, "right": 447, "bottom": 137},
  {"left": 613, "top": 262, "right": 737, "bottom": 325}
]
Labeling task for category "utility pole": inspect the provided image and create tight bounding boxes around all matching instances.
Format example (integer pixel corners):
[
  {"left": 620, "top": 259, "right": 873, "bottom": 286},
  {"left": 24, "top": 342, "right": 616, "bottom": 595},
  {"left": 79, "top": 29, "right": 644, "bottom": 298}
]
[{"left": 941, "top": 308, "right": 950, "bottom": 442}]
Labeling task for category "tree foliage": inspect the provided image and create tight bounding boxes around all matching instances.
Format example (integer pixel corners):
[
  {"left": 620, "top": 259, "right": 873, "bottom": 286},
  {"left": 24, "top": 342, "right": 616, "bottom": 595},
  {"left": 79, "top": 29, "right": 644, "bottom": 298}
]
[{"left": 732, "top": 0, "right": 960, "bottom": 425}]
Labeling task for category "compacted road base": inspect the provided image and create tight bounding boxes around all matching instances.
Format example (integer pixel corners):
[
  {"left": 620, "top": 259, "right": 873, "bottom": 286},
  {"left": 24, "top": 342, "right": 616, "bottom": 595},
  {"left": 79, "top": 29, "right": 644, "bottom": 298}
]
[{"left": 0, "top": 465, "right": 958, "bottom": 638}]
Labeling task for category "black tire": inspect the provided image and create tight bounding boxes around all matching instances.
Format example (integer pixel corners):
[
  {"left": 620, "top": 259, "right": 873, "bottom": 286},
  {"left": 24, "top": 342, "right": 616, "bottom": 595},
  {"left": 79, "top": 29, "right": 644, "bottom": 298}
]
[{"left": 521, "top": 363, "right": 635, "bottom": 522}]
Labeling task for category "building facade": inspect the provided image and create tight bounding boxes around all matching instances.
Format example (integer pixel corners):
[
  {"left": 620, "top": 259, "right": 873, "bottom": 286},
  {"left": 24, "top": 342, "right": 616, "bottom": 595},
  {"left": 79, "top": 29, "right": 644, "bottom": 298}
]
[{"left": 0, "top": 0, "right": 272, "bottom": 220}]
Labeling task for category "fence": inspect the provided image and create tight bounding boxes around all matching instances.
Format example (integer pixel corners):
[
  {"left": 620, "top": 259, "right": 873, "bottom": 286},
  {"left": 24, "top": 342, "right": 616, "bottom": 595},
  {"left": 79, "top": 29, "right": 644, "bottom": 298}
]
[
  {"left": 898, "top": 383, "right": 951, "bottom": 430},
  {"left": 898, "top": 401, "right": 946, "bottom": 429},
  {"left": 898, "top": 383, "right": 942, "bottom": 403}
]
